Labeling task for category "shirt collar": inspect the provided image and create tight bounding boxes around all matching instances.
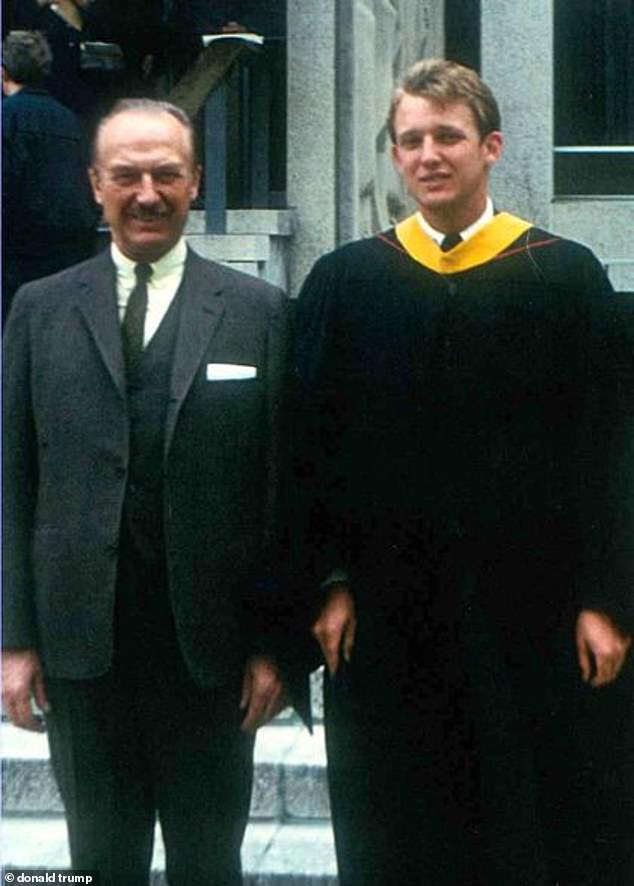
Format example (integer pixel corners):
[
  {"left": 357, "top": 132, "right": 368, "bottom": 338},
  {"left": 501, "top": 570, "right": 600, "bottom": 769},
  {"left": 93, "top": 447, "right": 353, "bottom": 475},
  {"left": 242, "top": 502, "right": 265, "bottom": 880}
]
[
  {"left": 110, "top": 238, "right": 188, "bottom": 283},
  {"left": 416, "top": 197, "right": 494, "bottom": 246}
]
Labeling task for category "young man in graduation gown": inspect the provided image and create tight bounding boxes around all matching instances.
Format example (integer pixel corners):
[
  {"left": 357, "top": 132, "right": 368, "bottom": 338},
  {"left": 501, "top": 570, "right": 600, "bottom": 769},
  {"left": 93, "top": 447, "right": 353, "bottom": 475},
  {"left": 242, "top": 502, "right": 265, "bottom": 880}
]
[{"left": 293, "top": 59, "right": 633, "bottom": 886}]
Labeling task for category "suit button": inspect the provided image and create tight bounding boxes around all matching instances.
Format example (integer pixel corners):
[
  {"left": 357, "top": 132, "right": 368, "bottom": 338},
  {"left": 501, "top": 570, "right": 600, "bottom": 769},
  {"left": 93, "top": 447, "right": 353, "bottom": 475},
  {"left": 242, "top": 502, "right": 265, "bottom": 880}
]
[
  {"left": 115, "top": 466, "right": 126, "bottom": 479},
  {"left": 106, "top": 544, "right": 118, "bottom": 558}
]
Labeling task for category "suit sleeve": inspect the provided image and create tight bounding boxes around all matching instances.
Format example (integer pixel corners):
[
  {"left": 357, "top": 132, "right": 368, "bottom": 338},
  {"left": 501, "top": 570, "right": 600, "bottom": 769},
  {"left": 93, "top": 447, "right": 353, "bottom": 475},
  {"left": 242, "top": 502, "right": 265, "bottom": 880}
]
[
  {"left": 570, "top": 251, "right": 634, "bottom": 631},
  {"left": 241, "top": 286, "right": 296, "bottom": 653},
  {"left": 2, "top": 292, "right": 40, "bottom": 649},
  {"left": 290, "top": 253, "right": 356, "bottom": 616},
  {"left": 583, "top": 289, "right": 634, "bottom": 633}
]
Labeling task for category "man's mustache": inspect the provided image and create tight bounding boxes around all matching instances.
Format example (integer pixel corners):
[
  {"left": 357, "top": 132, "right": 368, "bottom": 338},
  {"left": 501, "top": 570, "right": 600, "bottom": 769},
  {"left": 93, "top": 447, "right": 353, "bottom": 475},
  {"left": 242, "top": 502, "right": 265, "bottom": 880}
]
[{"left": 129, "top": 207, "right": 169, "bottom": 220}]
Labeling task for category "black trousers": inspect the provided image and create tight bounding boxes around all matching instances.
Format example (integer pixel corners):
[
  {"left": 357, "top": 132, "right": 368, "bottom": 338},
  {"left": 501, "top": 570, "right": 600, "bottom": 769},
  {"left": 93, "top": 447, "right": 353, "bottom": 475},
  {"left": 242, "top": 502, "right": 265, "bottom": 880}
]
[{"left": 45, "top": 538, "right": 254, "bottom": 886}]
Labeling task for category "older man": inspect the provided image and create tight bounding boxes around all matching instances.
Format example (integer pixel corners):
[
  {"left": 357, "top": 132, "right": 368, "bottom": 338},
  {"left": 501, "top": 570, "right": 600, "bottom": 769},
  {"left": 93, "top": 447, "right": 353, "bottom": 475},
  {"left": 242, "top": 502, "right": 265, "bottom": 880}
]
[
  {"left": 294, "top": 59, "right": 632, "bottom": 886},
  {"left": 3, "top": 98, "right": 291, "bottom": 885}
]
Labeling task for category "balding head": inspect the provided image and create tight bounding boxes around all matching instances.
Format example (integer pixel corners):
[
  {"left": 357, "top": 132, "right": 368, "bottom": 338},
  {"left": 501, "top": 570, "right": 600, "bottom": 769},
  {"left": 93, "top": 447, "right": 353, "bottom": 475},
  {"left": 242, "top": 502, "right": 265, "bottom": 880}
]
[{"left": 89, "top": 100, "right": 201, "bottom": 263}]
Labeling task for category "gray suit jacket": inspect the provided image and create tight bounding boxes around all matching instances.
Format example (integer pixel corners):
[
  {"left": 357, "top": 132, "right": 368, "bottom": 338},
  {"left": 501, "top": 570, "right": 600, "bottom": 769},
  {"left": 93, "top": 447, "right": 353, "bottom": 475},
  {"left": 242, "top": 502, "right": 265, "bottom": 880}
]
[{"left": 2, "top": 247, "right": 292, "bottom": 691}]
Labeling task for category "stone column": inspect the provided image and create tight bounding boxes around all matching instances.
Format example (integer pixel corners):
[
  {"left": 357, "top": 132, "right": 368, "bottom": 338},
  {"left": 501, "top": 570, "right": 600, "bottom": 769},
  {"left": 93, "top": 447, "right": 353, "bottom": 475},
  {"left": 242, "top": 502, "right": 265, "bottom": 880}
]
[
  {"left": 481, "top": 0, "right": 553, "bottom": 227},
  {"left": 287, "top": 0, "right": 338, "bottom": 295},
  {"left": 338, "top": 0, "right": 445, "bottom": 243},
  {"left": 287, "top": 0, "right": 445, "bottom": 294}
]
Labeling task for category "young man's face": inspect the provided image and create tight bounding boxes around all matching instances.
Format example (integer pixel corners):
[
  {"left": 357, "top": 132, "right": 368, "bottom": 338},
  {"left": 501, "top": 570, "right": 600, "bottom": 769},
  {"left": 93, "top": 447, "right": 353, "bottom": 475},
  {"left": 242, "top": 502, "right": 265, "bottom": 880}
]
[
  {"left": 90, "top": 110, "right": 200, "bottom": 263},
  {"left": 391, "top": 93, "right": 503, "bottom": 232}
]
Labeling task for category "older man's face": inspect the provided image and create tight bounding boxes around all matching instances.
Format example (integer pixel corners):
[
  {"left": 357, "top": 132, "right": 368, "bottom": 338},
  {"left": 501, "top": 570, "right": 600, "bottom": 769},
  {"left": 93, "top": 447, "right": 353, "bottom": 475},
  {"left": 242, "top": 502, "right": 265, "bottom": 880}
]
[{"left": 90, "top": 110, "right": 200, "bottom": 263}]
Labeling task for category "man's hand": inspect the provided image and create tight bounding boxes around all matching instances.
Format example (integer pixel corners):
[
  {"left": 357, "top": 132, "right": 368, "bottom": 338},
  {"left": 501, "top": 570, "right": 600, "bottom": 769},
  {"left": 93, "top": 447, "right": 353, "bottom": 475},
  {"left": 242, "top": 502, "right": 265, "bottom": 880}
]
[
  {"left": 576, "top": 609, "right": 632, "bottom": 687},
  {"left": 312, "top": 583, "right": 356, "bottom": 677},
  {"left": 2, "top": 649, "right": 48, "bottom": 731},
  {"left": 240, "top": 655, "right": 287, "bottom": 732},
  {"left": 221, "top": 21, "right": 248, "bottom": 33}
]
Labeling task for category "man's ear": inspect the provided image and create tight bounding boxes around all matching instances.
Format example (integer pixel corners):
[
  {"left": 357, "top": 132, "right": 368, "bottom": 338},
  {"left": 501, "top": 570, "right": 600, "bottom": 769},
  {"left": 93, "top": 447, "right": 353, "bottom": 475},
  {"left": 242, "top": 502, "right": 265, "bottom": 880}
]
[
  {"left": 483, "top": 130, "right": 504, "bottom": 167},
  {"left": 189, "top": 164, "right": 202, "bottom": 202},
  {"left": 391, "top": 142, "right": 405, "bottom": 176},
  {"left": 89, "top": 167, "right": 103, "bottom": 205}
]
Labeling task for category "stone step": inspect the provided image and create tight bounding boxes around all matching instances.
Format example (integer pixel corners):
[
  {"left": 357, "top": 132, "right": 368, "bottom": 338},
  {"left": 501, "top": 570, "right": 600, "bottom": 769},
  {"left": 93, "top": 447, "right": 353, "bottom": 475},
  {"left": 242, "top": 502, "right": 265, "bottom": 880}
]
[
  {"left": 1, "top": 816, "right": 337, "bottom": 885},
  {"left": 186, "top": 209, "right": 296, "bottom": 237},
  {"left": 185, "top": 231, "right": 288, "bottom": 288},
  {"left": 186, "top": 232, "right": 271, "bottom": 263},
  {"left": 183, "top": 209, "right": 297, "bottom": 289},
  {"left": 1, "top": 720, "right": 331, "bottom": 821}
]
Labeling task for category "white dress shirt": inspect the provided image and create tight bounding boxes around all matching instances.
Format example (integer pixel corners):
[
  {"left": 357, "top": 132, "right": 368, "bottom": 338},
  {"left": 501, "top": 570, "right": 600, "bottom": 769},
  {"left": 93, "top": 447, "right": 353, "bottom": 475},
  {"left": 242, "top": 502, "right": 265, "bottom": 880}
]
[
  {"left": 416, "top": 197, "right": 494, "bottom": 246},
  {"left": 112, "top": 239, "right": 187, "bottom": 347}
]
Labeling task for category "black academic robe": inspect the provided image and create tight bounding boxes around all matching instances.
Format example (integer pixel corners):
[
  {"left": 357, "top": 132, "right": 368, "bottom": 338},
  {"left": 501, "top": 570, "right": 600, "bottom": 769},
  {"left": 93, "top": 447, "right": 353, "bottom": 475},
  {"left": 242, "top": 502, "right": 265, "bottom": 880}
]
[{"left": 294, "top": 213, "right": 633, "bottom": 886}]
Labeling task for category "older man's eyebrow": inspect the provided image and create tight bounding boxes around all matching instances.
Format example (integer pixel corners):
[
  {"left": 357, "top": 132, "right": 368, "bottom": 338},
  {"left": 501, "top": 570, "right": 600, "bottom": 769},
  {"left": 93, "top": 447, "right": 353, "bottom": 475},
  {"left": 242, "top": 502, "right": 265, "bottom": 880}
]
[{"left": 106, "top": 161, "right": 185, "bottom": 176}]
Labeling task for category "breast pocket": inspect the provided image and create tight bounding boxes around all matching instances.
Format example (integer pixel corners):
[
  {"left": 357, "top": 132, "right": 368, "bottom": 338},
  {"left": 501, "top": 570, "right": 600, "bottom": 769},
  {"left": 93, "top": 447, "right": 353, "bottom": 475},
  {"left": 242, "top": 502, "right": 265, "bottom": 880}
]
[
  {"left": 180, "top": 372, "right": 265, "bottom": 450},
  {"left": 205, "top": 362, "right": 258, "bottom": 382}
]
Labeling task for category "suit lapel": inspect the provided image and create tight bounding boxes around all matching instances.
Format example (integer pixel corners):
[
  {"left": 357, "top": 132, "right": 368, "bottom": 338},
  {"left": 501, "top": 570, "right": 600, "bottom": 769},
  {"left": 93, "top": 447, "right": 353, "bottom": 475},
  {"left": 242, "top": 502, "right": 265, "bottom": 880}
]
[
  {"left": 164, "top": 250, "right": 227, "bottom": 459},
  {"left": 75, "top": 249, "right": 228, "bottom": 456},
  {"left": 75, "top": 252, "right": 126, "bottom": 400}
]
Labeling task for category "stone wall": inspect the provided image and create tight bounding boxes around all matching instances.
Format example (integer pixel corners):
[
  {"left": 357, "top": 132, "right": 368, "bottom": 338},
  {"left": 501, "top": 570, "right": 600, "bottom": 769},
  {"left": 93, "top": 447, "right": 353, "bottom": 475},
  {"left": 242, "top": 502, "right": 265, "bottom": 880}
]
[
  {"left": 481, "top": 0, "right": 554, "bottom": 230},
  {"left": 288, "top": 0, "right": 632, "bottom": 295},
  {"left": 353, "top": 0, "right": 444, "bottom": 239},
  {"left": 287, "top": 0, "right": 338, "bottom": 295},
  {"left": 482, "top": 0, "right": 634, "bottom": 290},
  {"left": 287, "top": 0, "right": 443, "bottom": 295}
]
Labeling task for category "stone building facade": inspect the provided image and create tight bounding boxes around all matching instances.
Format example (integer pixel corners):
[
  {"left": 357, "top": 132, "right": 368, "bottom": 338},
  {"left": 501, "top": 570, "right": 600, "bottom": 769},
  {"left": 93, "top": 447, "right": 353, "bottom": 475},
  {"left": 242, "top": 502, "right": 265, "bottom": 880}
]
[{"left": 285, "top": 0, "right": 633, "bottom": 294}]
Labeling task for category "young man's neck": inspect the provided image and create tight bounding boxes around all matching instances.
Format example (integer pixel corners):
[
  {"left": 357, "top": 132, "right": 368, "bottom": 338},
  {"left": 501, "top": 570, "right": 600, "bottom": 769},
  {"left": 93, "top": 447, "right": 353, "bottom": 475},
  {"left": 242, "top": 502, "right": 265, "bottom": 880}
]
[{"left": 420, "top": 196, "right": 490, "bottom": 235}]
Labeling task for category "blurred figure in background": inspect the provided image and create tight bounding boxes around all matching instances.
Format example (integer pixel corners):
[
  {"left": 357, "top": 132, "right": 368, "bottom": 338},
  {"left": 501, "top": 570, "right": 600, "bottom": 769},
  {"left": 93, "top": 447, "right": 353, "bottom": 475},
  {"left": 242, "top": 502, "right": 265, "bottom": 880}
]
[
  {"left": 7, "top": 0, "right": 97, "bottom": 118},
  {"left": 2, "top": 29, "right": 97, "bottom": 326}
]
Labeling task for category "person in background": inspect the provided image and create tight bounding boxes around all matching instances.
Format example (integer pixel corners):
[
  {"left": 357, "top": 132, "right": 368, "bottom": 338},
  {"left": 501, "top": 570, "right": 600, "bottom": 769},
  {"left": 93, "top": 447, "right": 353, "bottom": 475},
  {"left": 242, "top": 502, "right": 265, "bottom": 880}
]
[
  {"left": 2, "top": 97, "right": 295, "bottom": 885},
  {"left": 85, "top": 0, "right": 164, "bottom": 96},
  {"left": 293, "top": 58, "right": 633, "bottom": 886},
  {"left": 8, "top": 0, "right": 97, "bottom": 118},
  {"left": 182, "top": 0, "right": 285, "bottom": 36},
  {"left": 2, "top": 29, "right": 97, "bottom": 325}
]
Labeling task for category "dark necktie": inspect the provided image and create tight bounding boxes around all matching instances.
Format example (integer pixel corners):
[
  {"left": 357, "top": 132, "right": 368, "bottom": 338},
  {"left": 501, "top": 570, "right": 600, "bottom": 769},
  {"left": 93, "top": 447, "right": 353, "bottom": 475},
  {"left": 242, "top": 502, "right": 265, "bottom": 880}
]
[
  {"left": 122, "top": 263, "right": 152, "bottom": 373},
  {"left": 440, "top": 232, "right": 463, "bottom": 252}
]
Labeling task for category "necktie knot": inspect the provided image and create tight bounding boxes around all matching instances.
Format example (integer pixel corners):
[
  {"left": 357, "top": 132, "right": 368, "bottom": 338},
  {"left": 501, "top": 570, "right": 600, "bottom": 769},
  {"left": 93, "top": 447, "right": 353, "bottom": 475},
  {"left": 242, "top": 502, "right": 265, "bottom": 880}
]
[
  {"left": 440, "top": 232, "right": 463, "bottom": 252},
  {"left": 135, "top": 263, "right": 153, "bottom": 285}
]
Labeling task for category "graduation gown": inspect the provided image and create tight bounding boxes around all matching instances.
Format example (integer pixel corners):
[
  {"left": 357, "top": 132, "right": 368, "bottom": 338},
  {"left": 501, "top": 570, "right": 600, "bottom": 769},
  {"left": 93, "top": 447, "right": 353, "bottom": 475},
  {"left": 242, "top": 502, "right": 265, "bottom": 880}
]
[{"left": 294, "top": 213, "right": 633, "bottom": 886}]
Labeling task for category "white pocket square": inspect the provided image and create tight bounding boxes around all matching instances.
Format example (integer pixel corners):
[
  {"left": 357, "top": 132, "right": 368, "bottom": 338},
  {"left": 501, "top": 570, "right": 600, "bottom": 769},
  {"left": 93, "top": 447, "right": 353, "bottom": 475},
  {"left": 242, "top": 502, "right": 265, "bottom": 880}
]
[{"left": 206, "top": 363, "right": 257, "bottom": 381}]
